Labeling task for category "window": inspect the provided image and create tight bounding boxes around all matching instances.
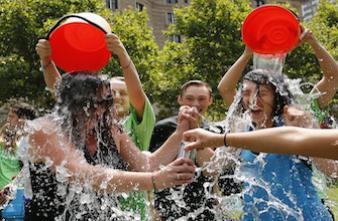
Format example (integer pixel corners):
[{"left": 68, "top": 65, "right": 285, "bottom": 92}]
[
  {"left": 167, "top": 12, "right": 175, "bottom": 24},
  {"left": 255, "top": 0, "right": 265, "bottom": 7},
  {"left": 169, "top": 34, "right": 182, "bottom": 43},
  {"left": 166, "top": 0, "right": 178, "bottom": 4},
  {"left": 136, "top": 2, "right": 144, "bottom": 11},
  {"left": 106, "top": 0, "right": 118, "bottom": 10}
]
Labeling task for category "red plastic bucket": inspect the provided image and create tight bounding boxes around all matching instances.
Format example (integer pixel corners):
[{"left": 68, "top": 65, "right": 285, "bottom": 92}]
[
  {"left": 48, "top": 13, "right": 111, "bottom": 73},
  {"left": 242, "top": 5, "right": 300, "bottom": 54}
]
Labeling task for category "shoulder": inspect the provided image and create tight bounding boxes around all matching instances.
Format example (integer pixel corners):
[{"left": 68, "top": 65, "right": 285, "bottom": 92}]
[
  {"left": 26, "top": 116, "right": 59, "bottom": 150},
  {"left": 155, "top": 116, "right": 178, "bottom": 128}
]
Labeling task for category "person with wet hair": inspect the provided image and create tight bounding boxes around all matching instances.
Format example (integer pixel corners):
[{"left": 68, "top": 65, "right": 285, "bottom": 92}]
[
  {"left": 24, "top": 73, "right": 196, "bottom": 220},
  {"left": 218, "top": 27, "right": 338, "bottom": 123},
  {"left": 36, "top": 33, "right": 156, "bottom": 220},
  {"left": 214, "top": 30, "right": 337, "bottom": 220}
]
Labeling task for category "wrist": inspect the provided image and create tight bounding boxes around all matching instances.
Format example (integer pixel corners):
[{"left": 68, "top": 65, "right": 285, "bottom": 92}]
[
  {"left": 151, "top": 172, "right": 158, "bottom": 191},
  {"left": 39, "top": 59, "right": 54, "bottom": 71},
  {"left": 119, "top": 56, "right": 132, "bottom": 70}
]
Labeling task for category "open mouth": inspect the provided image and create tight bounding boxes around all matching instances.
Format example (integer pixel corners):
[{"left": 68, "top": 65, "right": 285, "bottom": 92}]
[{"left": 249, "top": 108, "right": 263, "bottom": 116}]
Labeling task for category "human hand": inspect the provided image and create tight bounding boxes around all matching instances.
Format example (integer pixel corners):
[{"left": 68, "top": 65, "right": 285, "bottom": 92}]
[
  {"left": 183, "top": 128, "right": 222, "bottom": 151},
  {"left": 299, "top": 26, "right": 317, "bottom": 46},
  {"left": 106, "top": 33, "right": 128, "bottom": 58},
  {"left": 35, "top": 39, "right": 52, "bottom": 62},
  {"left": 243, "top": 46, "right": 253, "bottom": 58},
  {"left": 152, "top": 158, "right": 195, "bottom": 189},
  {"left": 177, "top": 106, "right": 200, "bottom": 132},
  {"left": 0, "top": 185, "right": 14, "bottom": 208},
  {"left": 283, "top": 105, "right": 317, "bottom": 128}
]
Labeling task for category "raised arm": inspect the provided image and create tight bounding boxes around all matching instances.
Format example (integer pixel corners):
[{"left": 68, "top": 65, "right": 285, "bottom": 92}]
[
  {"left": 183, "top": 127, "right": 338, "bottom": 160},
  {"left": 28, "top": 120, "right": 195, "bottom": 193},
  {"left": 218, "top": 47, "right": 253, "bottom": 107},
  {"left": 117, "top": 106, "right": 195, "bottom": 171},
  {"left": 35, "top": 39, "right": 61, "bottom": 94},
  {"left": 106, "top": 34, "right": 147, "bottom": 118},
  {"left": 302, "top": 29, "right": 338, "bottom": 108}
]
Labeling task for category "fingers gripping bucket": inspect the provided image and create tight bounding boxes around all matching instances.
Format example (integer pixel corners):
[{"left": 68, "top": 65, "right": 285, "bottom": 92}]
[{"left": 47, "top": 13, "right": 112, "bottom": 73}]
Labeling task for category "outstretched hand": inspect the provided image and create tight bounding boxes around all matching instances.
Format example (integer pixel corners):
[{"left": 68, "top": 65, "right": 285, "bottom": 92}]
[
  {"left": 152, "top": 158, "right": 196, "bottom": 189},
  {"left": 183, "top": 128, "right": 222, "bottom": 151}
]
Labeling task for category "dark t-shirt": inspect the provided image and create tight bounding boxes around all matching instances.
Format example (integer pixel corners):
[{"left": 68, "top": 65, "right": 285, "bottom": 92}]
[
  {"left": 149, "top": 116, "right": 241, "bottom": 220},
  {"left": 25, "top": 126, "right": 128, "bottom": 221}
]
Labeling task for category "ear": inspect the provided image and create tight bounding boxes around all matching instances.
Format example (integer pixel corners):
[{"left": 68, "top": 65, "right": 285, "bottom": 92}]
[
  {"left": 208, "top": 96, "right": 213, "bottom": 105},
  {"left": 177, "top": 95, "right": 183, "bottom": 105}
]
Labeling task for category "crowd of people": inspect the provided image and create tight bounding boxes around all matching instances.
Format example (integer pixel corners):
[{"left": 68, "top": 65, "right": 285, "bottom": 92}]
[{"left": 0, "top": 8, "right": 337, "bottom": 221}]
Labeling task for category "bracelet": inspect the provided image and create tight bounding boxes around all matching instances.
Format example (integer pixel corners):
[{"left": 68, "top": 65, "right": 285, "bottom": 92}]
[
  {"left": 151, "top": 174, "right": 157, "bottom": 191},
  {"left": 120, "top": 58, "right": 132, "bottom": 69},
  {"left": 223, "top": 133, "right": 228, "bottom": 147}
]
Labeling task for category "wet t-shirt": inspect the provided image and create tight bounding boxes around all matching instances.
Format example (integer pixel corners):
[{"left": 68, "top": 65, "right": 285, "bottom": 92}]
[
  {"left": 240, "top": 151, "right": 333, "bottom": 221},
  {"left": 25, "top": 127, "right": 128, "bottom": 221}
]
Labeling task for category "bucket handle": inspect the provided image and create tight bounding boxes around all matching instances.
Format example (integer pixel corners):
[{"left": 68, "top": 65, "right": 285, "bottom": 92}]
[{"left": 46, "top": 14, "right": 108, "bottom": 39}]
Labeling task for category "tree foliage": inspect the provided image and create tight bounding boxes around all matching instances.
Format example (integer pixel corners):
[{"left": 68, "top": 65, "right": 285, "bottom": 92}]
[
  {"left": 0, "top": 0, "right": 335, "bottom": 119},
  {"left": 0, "top": 0, "right": 159, "bottom": 109},
  {"left": 154, "top": 0, "right": 337, "bottom": 119},
  {"left": 154, "top": 0, "right": 252, "bottom": 118}
]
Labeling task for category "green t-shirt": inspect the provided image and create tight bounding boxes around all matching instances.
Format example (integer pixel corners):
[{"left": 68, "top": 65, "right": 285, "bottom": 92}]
[
  {"left": 120, "top": 98, "right": 155, "bottom": 220},
  {"left": 123, "top": 98, "right": 156, "bottom": 151},
  {"left": 0, "top": 143, "right": 20, "bottom": 190}
]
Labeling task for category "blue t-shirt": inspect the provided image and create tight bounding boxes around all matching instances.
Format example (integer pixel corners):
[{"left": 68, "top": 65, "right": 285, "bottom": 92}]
[{"left": 240, "top": 150, "right": 333, "bottom": 221}]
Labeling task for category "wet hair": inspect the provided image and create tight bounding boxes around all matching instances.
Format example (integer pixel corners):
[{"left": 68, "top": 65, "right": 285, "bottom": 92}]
[
  {"left": 180, "top": 80, "right": 212, "bottom": 97},
  {"left": 241, "top": 69, "right": 293, "bottom": 120},
  {"left": 55, "top": 73, "right": 115, "bottom": 149}
]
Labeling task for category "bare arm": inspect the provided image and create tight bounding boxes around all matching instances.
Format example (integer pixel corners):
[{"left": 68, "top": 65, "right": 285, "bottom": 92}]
[
  {"left": 218, "top": 47, "right": 252, "bottom": 107},
  {"left": 28, "top": 119, "right": 195, "bottom": 193},
  {"left": 106, "top": 34, "right": 146, "bottom": 118},
  {"left": 117, "top": 106, "right": 195, "bottom": 171},
  {"left": 35, "top": 39, "right": 61, "bottom": 94},
  {"left": 303, "top": 30, "right": 338, "bottom": 108},
  {"left": 183, "top": 127, "right": 338, "bottom": 160}
]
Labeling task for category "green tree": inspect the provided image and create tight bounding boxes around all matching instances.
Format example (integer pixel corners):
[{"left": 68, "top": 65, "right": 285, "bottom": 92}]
[
  {"left": 155, "top": 0, "right": 336, "bottom": 120},
  {"left": 0, "top": 0, "right": 159, "bottom": 109},
  {"left": 154, "top": 0, "right": 251, "bottom": 119},
  {"left": 0, "top": 0, "right": 110, "bottom": 107}
]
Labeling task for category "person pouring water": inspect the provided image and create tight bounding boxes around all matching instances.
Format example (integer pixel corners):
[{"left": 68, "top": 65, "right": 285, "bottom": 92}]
[{"left": 214, "top": 6, "right": 337, "bottom": 221}]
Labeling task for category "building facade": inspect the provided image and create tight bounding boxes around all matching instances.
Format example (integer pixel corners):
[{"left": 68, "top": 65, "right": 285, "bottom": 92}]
[{"left": 105, "top": 0, "right": 189, "bottom": 47}]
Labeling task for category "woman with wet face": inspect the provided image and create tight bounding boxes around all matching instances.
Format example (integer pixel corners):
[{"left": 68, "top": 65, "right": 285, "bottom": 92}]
[
  {"left": 239, "top": 70, "right": 292, "bottom": 128},
  {"left": 216, "top": 69, "right": 335, "bottom": 220},
  {"left": 24, "top": 73, "right": 196, "bottom": 220}
]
